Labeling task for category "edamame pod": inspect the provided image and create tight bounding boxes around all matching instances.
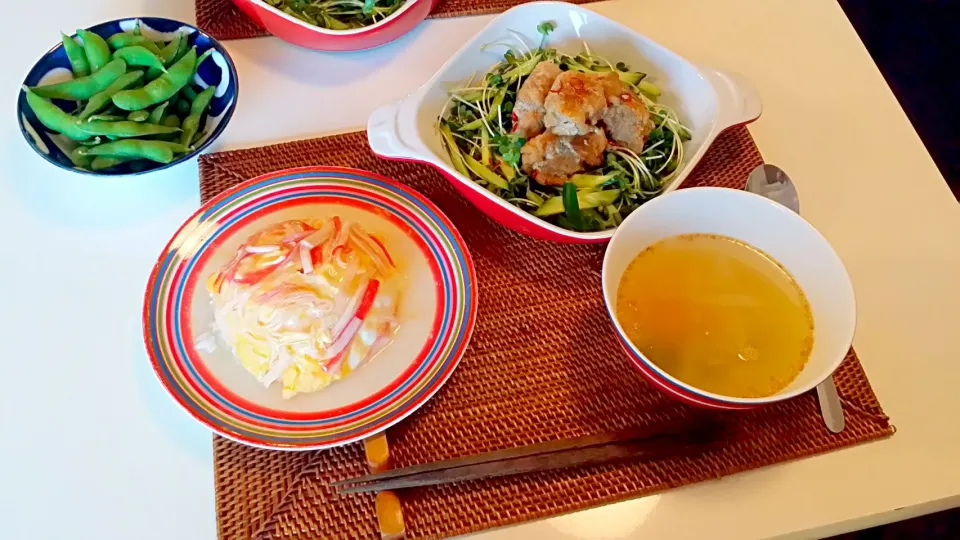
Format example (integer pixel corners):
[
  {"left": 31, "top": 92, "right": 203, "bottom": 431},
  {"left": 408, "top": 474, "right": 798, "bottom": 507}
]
[
  {"left": 77, "top": 70, "right": 143, "bottom": 120},
  {"left": 147, "top": 102, "right": 169, "bottom": 124},
  {"left": 180, "top": 85, "right": 198, "bottom": 102},
  {"left": 77, "top": 29, "right": 111, "bottom": 72},
  {"left": 112, "top": 46, "right": 166, "bottom": 73},
  {"left": 76, "top": 140, "right": 188, "bottom": 164},
  {"left": 195, "top": 49, "right": 214, "bottom": 74},
  {"left": 175, "top": 98, "right": 190, "bottom": 116},
  {"left": 180, "top": 86, "right": 215, "bottom": 146},
  {"left": 106, "top": 33, "right": 162, "bottom": 55},
  {"left": 150, "top": 34, "right": 184, "bottom": 78},
  {"left": 111, "top": 47, "right": 196, "bottom": 111},
  {"left": 171, "top": 34, "right": 190, "bottom": 65},
  {"left": 22, "top": 87, "right": 91, "bottom": 141},
  {"left": 31, "top": 58, "right": 127, "bottom": 101},
  {"left": 86, "top": 114, "right": 124, "bottom": 122},
  {"left": 159, "top": 34, "right": 183, "bottom": 66},
  {"left": 61, "top": 33, "right": 90, "bottom": 77},
  {"left": 91, "top": 155, "right": 136, "bottom": 170},
  {"left": 161, "top": 115, "right": 180, "bottom": 129},
  {"left": 76, "top": 120, "right": 181, "bottom": 138},
  {"left": 69, "top": 146, "right": 92, "bottom": 168},
  {"left": 127, "top": 110, "right": 150, "bottom": 122}
]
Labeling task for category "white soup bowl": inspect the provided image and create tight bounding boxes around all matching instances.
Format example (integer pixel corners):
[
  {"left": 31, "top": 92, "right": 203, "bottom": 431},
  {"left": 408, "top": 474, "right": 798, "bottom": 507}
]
[{"left": 602, "top": 187, "right": 856, "bottom": 409}]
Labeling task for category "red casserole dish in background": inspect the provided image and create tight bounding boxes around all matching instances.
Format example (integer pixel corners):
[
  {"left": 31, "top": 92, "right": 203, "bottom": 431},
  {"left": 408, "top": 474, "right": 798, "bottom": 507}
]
[{"left": 231, "top": 0, "right": 438, "bottom": 51}]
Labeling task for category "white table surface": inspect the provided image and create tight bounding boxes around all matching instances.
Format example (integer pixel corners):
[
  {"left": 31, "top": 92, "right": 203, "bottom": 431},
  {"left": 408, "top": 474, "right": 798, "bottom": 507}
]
[{"left": 2, "top": 0, "right": 959, "bottom": 539}]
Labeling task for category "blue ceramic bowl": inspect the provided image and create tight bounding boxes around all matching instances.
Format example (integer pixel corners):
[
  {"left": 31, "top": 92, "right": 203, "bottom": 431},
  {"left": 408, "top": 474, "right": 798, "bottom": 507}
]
[{"left": 17, "top": 17, "right": 239, "bottom": 176}]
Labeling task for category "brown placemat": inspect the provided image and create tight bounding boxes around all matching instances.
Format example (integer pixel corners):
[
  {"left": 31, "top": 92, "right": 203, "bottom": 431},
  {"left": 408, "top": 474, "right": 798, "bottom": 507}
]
[
  {"left": 196, "top": 0, "right": 603, "bottom": 41},
  {"left": 203, "top": 127, "right": 894, "bottom": 539}
]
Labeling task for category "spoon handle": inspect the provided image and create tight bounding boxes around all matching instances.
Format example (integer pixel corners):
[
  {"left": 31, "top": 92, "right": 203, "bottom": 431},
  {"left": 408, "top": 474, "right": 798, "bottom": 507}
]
[
  {"left": 817, "top": 376, "right": 845, "bottom": 433},
  {"left": 745, "top": 163, "right": 845, "bottom": 434}
]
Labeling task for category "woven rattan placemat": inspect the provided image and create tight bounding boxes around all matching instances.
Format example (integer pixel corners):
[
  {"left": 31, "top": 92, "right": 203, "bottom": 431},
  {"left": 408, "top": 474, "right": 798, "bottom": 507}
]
[
  {"left": 201, "top": 127, "right": 894, "bottom": 539},
  {"left": 196, "top": 0, "right": 602, "bottom": 41}
]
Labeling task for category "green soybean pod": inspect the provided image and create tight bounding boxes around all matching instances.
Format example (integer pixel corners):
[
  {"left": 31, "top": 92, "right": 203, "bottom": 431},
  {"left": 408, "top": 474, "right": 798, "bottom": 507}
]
[
  {"left": 127, "top": 110, "right": 150, "bottom": 122},
  {"left": 78, "top": 139, "right": 188, "bottom": 163},
  {"left": 78, "top": 136, "right": 104, "bottom": 146},
  {"left": 149, "top": 35, "right": 181, "bottom": 79},
  {"left": 85, "top": 114, "right": 127, "bottom": 122},
  {"left": 195, "top": 49, "right": 214, "bottom": 75},
  {"left": 171, "top": 33, "right": 190, "bottom": 65},
  {"left": 76, "top": 120, "right": 181, "bottom": 138},
  {"left": 77, "top": 70, "right": 143, "bottom": 120},
  {"left": 112, "top": 46, "right": 166, "bottom": 73},
  {"left": 180, "top": 86, "right": 215, "bottom": 146},
  {"left": 61, "top": 33, "right": 90, "bottom": 77},
  {"left": 76, "top": 29, "right": 111, "bottom": 73},
  {"left": 106, "top": 33, "right": 162, "bottom": 55},
  {"left": 175, "top": 98, "right": 191, "bottom": 116},
  {"left": 180, "top": 85, "right": 198, "bottom": 102},
  {"left": 111, "top": 47, "right": 197, "bottom": 111},
  {"left": 31, "top": 58, "right": 127, "bottom": 101},
  {"left": 159, "top": 34, "right": 183, "bottom": 66},
  {"left": 86, "top": 114, "right": 124, "bottom": 122},
  {"left": 77, "top": 140, "right": 172, "bottom": 163},
  {"left": 91, "top": 155, "right": 135, "bottom": 170},
  {"left": 161, "top": 115, "right": 180, "bottom": 129},
  {"left": 22, "top": 87, "right": 91, "bottom": 141},
  {"left": 69, "top": 146, "right": 93, "bottom": 168},
  {"left": 148, "top": 102, "right": 169, "bottom": 124}
]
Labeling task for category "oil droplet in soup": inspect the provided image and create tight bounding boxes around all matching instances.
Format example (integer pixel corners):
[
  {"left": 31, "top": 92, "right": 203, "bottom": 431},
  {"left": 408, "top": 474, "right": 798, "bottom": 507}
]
[{"left": 615, "top": 234, "right": 814, "bottom": 398}]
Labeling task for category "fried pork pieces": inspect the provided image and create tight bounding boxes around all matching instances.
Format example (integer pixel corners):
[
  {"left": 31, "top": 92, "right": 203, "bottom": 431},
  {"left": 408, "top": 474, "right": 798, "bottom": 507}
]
[{"left": 518, "top": 62, "right": 655, "bottom": 185}]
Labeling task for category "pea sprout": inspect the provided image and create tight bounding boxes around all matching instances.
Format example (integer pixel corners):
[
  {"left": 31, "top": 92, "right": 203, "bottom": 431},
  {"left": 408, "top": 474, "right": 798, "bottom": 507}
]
[{"left": 263, "top": 0, "right": 405, "bottom": 30}]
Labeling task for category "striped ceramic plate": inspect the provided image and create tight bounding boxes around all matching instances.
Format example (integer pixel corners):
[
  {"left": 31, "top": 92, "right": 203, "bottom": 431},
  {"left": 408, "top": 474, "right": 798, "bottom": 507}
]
[{"left": 143, "top": 167, "right": 477, "bottom": 450}]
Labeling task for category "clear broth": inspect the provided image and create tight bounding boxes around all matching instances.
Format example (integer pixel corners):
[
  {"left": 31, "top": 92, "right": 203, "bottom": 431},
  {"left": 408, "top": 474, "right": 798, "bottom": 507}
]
[{"left": 616, "top": 234, "right": 814, "bottom": 398}]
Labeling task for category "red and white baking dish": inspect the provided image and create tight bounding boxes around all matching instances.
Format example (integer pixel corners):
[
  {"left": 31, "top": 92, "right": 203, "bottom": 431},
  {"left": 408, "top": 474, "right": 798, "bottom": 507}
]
[
  {"left": 367, "top": 1, "right": 763, "bottom": 243},
  {"left": 232, "top": 0, "right": 438, "bottom": 51}
]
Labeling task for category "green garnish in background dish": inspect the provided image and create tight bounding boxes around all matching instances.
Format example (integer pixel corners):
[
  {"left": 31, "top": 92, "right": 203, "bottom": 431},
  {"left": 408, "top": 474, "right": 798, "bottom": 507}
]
[
  {"left": 263, "top": 0, "right": 407, "bottom": 30},
  {"left": 437, "top": 22, "right": 692, "bottom": 233}
]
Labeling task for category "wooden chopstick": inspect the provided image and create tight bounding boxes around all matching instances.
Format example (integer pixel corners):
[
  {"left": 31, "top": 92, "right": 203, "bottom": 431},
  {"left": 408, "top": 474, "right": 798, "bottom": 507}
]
[{"left": 333, "top": 423, "right": 720, "bottom": 494}]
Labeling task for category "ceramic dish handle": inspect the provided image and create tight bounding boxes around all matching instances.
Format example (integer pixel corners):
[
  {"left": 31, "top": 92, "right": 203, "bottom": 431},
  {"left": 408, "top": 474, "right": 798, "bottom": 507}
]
[
  {"left": 704, "top": 69, "right": 762, "bottom": 129},
  {"left": 368, "top": 99, "right": 426, "bottom": 160}
]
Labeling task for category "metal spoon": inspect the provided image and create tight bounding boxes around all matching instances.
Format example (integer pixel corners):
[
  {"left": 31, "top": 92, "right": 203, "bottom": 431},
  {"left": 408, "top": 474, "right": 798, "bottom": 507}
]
[{"left": 745, "top": 164, "right": 845, "bottom": 434}]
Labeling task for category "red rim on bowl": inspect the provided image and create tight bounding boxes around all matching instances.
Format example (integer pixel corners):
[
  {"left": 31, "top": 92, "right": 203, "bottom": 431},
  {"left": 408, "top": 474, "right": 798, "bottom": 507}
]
[
  {"left": 231, "top": 0, "right": 438, "bottom": 51},
  {"left": 142, "top": 166, "right": 477, "bottom": 449}
]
